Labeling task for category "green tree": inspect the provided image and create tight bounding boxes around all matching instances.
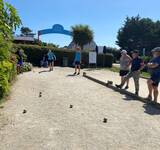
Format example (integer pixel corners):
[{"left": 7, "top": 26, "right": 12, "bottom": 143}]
[
  {"left": 71, "top": 25, "right": 94, "bottom": 50},
  {"left": 0, "top": 0, "right": 21, "bottom": 40},
  {"left": 116, "top": 15, "right": 160, "bottom": 54},
  {"left": 0, "top": 0, "right": 21, "bottom": 98},
  {"left": 21, "top": 27, "right": 32, "bottom": 36}
]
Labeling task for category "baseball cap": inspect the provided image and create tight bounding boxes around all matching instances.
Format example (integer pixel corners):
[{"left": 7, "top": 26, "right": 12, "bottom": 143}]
[
  {"left": 151, "top": 47, "right": 160, "bottom": 53},
  {"left": 121, "top": 50, "right": 127, "bottom": 54}
]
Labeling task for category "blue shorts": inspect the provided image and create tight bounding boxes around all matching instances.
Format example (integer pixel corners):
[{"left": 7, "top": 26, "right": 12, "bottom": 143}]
[
  {"left": 75, "top": 61, "right": 80, "bottom": 65},
  {"left": 48, "top": 60, "right": 54, "bottom": 63},
  {"left": 17, "top": 60, "right": 23, "bottom": 66},
  {"left": 151, "top": 75, "right": 160, "bottom": 87}
]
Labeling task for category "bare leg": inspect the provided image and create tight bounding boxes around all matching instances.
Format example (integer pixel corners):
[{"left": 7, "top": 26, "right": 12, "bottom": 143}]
[
  {"left": 17, "top": 65, "right": 20, "bottom": 74},
  {"left": 121, "top": 76, "right": 124, "bottom": 84},
  {"left": 153, "top": 86, "right": 158, "bottom": 102},
  {"left": 74, "top": 65, "right": 77, "bottom": 74},
  {"left": 126, "top": 79, "right": 129, "bottom": 87},
  {"left": 51, "top": 61, "right": 54, "bottom": 70},
  {"left": 49, "top": 63, "right": 51, "bottom": 71},
  {"left": 147, "top": 79, "right": 153, "bottom": 98},
  {"left": 78, "top": 65, "right": 80, "bottom": 74}
]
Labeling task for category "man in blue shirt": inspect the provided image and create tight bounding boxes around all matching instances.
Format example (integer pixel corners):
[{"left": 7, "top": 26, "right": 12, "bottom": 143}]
[
  {"left": 147, "top": 47, "right": 160, "bottom": 102},
  {"left": 116, "top": 50, "right": 144, "bottom": 95},
  {"left": 73, "top": 46, "right": 81, "bottom": 75},
  {"left": 47, "top": 50, "right": 56, "bottom": 71}
]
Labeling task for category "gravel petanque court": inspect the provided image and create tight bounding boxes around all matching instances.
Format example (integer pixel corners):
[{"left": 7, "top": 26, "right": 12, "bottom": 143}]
[{"left": 0, "top": 67, "right": 160, "bottom": 150}]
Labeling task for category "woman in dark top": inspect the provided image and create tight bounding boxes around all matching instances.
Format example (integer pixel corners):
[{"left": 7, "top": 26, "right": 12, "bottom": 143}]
[{"left": 16, "top": 49, "right": 23, "bottom": 74}]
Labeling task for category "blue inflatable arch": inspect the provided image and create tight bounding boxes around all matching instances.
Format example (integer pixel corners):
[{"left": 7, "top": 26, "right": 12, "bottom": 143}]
[{"left": 38, "top": 24, "right": 72, "bottom": 40}]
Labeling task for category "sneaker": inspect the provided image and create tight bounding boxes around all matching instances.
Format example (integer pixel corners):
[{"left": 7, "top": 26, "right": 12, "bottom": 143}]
[
  {"left": 135, "top": 92, "right": 139, "bottom": 96},
  {"left": 146, "top": 95, "right": 152, "bottom": 101},
  {"left": 154, "top": 99, "right": 157, "bottom": 103},
  {"left": 115, "top": 84, "right": 122, "bottom": 89},
  {"left": 77, "top": 72, "right": 80, "bottom": 75},
  {"left": 124, "top": 86, "right": 129, "bottom": 90},
  {"left": 73, "top": 72, "right": 77, "bottom": 75}
]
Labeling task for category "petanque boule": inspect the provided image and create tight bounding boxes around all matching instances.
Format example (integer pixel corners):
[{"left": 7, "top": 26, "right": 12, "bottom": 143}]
[
  {"left": 23, "top": 109, "right": 27, "bottom": 114},
  {"left": 69, "top": 105, "right": 73, "bottom": 108},
  {"left": 103, "top": 118, "right": 107, "bottom": 123},
  {"left": 39, "top": 92, "right": 42, "bottom": 97}
]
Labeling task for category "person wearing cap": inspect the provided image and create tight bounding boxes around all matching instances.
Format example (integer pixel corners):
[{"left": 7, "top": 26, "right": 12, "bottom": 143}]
[
  {"left": 73, "top": 46, "right": 81, "bottom": 75},
  {"left": 147, "top": 47, "right": 160, "bottom": 102},
  {"left": 116, "top": 50, "right": 144, "bottom": 95},
  {"left": 119, "top": 50, "right": 132, "bottom": 89},
  {"left": 47, "top": 49, "right": 56, "bottom": 71}
]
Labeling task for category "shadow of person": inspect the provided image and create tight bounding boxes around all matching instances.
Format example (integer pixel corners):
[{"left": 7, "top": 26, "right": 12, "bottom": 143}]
[
  {"left": 143, "top": 103, "right": 160, "bottom": 115},
  {"left": 39, "top": 70, "right": 50, "bottom": 74},
  {"left": 66, "top": 74, "right": 77, "bottom": 77},
  {"left": 123, "top": 94, "right": 138, "bottom": 101}
]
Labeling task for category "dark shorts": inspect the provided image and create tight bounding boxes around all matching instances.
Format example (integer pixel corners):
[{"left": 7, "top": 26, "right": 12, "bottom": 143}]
[
  {"left": 75, "top": 61, "right": 80, "bottom": 65},
  {"left": 48, "top": 60, "right": 54, "bottom": 63},
  {"left": 17, "top": 60, "right": 23, "bottom": 66},
  {"left": 151, "top": 75, "right": 160, "bottom": 87},
  {"left": 119, "top": 70, "right": 129, "bottom": 76}
]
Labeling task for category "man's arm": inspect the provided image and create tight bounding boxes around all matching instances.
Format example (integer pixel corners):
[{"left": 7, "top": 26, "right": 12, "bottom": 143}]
[
  {"left": 127, "top": 55, "right": 132, "bottom": 67},
  {"left": 147, "top": 63, "right": 159, "bottom": 69}
]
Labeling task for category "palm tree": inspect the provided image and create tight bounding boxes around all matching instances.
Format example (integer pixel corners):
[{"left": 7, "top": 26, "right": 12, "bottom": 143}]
[
  {"left": 71, "top": 25, "right": 94, "bottom": 50},
  {"left": 21, "top": 27, "right": 32, "bottom": 36}
]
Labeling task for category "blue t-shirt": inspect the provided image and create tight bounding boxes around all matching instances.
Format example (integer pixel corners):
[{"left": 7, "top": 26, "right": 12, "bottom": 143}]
[
  {"left": 150, "top": 56, "right": 160, "bottom": 77},
  {"left": 74, "top": 51, "right": 81, "bottom": 62},
  {"left": 47, "top": 52, "right": 56, "bottom": 61},
  {"left": 131, "top": 57, "right": 143, "bottom": 71}
]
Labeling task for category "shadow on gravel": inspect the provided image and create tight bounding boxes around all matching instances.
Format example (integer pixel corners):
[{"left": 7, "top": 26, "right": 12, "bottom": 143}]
[
  {"left": 66, "top": 74, "right": 77, "bottom": 77},
  {"left": 143, "top": 104, "right": 160, "bottom": 115},
  {"left": 123, "top": 95, "right": 138, "bottom": 101},
  {"left": 39, "top": 70, "right": 50, "bottom": 74}
]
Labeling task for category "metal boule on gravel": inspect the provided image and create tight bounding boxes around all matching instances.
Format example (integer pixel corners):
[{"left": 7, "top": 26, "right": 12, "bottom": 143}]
[
  {"left": 39, "top": 92, "right": 42, "bottom": 97},
  {"left": 103, "top": 118, "right": 107, "bottom": 123},
  {"left": 23, "top": 109, "right": 27, "bottom": 114},
  {"left": 69, "top": 105, "right": 73, "bottom": 108}
]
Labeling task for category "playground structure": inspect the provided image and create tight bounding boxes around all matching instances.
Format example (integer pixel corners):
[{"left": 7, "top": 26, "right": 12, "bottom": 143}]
[{"left": 38, "top": 24, "right": 97, "bottom": 50}]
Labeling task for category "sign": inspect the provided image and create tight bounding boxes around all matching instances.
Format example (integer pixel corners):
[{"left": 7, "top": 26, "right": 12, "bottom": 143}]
[{"left": 89, "top": 52, "right": 97, "bottom": 64}]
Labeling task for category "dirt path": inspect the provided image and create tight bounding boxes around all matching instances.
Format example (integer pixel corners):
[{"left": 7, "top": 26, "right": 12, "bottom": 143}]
[{"left": 0, "top": 67, "right": 160, "bottom": 150}]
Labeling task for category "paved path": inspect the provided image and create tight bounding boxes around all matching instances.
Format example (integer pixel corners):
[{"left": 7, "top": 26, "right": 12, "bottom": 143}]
[
  {"left": 85, "top": 68, "right": 160, "bottom": 102},
  {"left": 0, "top": 67, "right": 160, "bottom": 150}
]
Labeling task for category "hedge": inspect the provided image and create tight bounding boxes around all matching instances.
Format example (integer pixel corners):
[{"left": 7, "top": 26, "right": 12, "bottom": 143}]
[
  {"left": 0, "top": 61, "right": 16, "bottom": 99},
  {"left": 13, "top": 44, "right": 114, "bottom": 68}
]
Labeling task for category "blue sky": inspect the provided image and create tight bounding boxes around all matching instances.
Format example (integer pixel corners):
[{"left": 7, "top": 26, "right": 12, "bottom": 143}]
[{"left": 6, "top": 0, "right": 160, "bottom": 48}]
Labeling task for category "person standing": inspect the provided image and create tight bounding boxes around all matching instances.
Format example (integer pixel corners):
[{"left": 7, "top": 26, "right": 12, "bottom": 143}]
[
  {"left": 73, "top": 47, "right": 81, "bottom": 75},
  {"left": 47, "top": 50, "right": 56, "bottom": 71},
  {"left": 16, "top": 49, "right": 23, "bottom": 74},
  {"left": 116, "top": 50, "right": 144, "bottom": 95},
  {"left": 119, "top": 50, "right": 132, "bottom": 89},
  {"left": 147, "top": 47, "right": 160, "bottom": 102}
]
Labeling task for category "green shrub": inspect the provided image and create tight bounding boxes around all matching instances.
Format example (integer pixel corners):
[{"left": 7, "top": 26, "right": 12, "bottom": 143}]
[
  {"left": 142, "top": 56, "right": 151, "bottom": 63},
  {"left": 21, "top": 62, "right": 32, "bottom": 72},
  {"left": 0, "top": 61, "right": 16, "bottom": 99},
  {"left": 13, "top": 44, "right": 114, "bottom": 68}
]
